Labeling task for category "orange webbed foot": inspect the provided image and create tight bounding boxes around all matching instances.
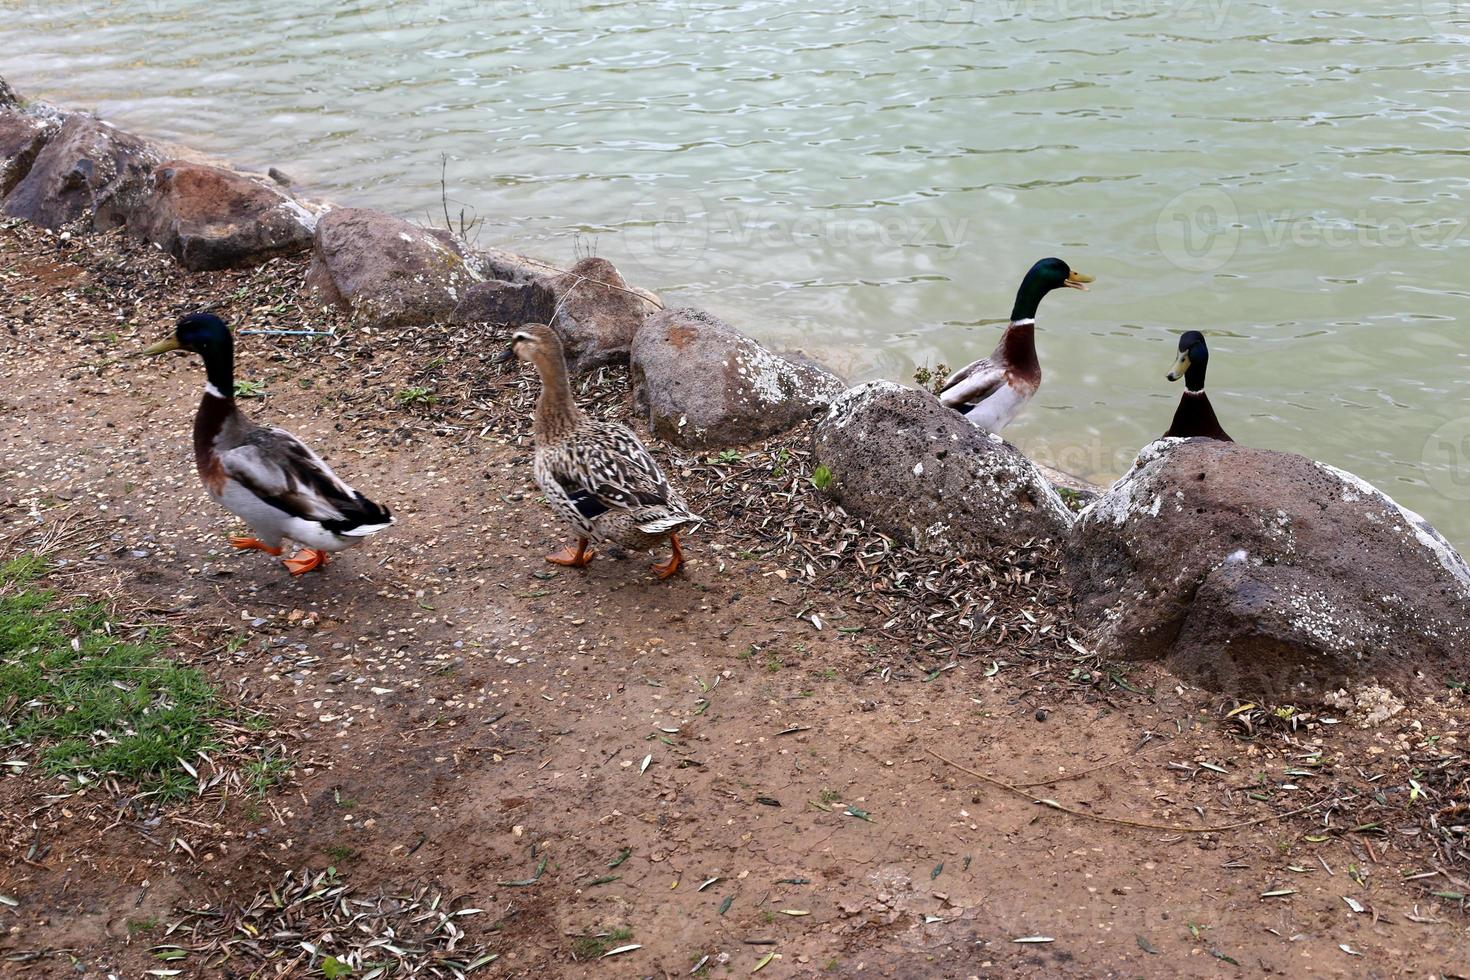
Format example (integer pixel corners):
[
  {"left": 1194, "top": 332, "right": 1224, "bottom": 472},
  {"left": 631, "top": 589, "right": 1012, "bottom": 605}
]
[
  {"left": 281, "top": 549, "right": 331, "bottom": 576},
  {"left": 650, "top": 533, "right": 685, "bottom": 580},
  {"left": 230, "top": 535, "right": 283, "bottom": 557},
  {"left": 546, "top": 538, "right": 596, "bottom": 568}
]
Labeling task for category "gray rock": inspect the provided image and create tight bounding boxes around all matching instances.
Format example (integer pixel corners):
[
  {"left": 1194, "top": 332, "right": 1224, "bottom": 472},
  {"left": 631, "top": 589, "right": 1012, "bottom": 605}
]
[
  {"left": 1068, "top": 438, "right": 1470, "bottom": 698},
  {"left": 812, "top": 381, "right": 1075, "bottom": 553},
  {"left": 453, "top": 277, "right": 554, "bottom": 326},
  {"left": 0, "top": 76, "right": 18, "bottom": 109},
  {"left": 544, "top": 257, "right": 647, "bottom": 373},
  {"left": 2, "top": 115, "right": 160, "bottom": 230},
  {"left": 127, "top": 160, "right": 317, "bottom": 271},
  {"left": 0, "top": 107, "right": 58, "bottom": 197},
  {"left": 305, "top": 208, "right": 483, "bottom": 328},
  {"left": 631, "top": 307, "right": 845, "bottom": 449}
]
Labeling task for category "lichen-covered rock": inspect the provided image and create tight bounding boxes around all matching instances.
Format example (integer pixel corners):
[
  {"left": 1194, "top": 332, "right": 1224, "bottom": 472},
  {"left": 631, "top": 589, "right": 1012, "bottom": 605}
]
[
  {"left": 2, "top": 115, "right": 160, "bottom": 230},
  {"left": 1068, "top": 438, "right": 1470, "bottom": 698},
  {"left": 812, "top": 381, "right": 1074, "bottom": 553},
  {"left": 127, "top": 160, "right": 317, "bottom": 271},
  {"left": 631, "top": 307, "right": 845, "bottom": 449},
  {"left": 0, "top": 107, "right": 59, "bottom": 197},
  {"left": 544, "top": 257, "right": 647, "bottom": 373},
  {"left": 305, "top": 208, "right": 483, "bottom": 328}
]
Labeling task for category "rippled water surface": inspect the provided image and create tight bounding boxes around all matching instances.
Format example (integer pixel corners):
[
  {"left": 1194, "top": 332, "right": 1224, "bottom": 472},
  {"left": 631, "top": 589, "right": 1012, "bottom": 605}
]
[{"left": 6, "top": 0, "right": 1470, "bottom": 542}]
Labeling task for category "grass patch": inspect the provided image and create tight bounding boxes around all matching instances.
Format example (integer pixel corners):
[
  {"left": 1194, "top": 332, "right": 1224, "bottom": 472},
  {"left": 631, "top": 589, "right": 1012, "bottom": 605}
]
[
  {"left": 569, "top": 926, "right": 632, "bottom": 960},
  {"left": 0, "top": 555, "right": 237, "bottom": 800}
]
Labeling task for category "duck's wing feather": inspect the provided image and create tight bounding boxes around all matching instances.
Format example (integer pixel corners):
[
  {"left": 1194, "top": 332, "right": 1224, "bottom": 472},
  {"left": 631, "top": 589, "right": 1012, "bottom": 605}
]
[
  {"left": 219, "top": 427, "right": 392, "bottom": 533},
  {"left": 545, "top": 423, "right": 689, "bottom": 522},
  {"left": 937, "top": 355, "right": 1007, "bottom": 410}
]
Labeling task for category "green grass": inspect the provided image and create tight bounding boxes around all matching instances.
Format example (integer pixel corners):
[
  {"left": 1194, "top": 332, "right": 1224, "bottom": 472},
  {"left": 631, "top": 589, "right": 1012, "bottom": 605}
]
[
  {"left": 0, "top": 556, "right": 227, "bottom": 800},
  {"left": 395, "top": 385, "right": 437, "bottom": 408},
  {"left": 569, "top": 926, "right": 632, "bottom": 960}
]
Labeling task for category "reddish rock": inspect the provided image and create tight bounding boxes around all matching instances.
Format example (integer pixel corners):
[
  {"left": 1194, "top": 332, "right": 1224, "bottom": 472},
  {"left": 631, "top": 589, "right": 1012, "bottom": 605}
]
[
  {"left": 1068, "top": 438, "right": 1470, "bottom": 698},
  {"left": 812, "top": 381, "right": 1075, "bottom": 553},
  {"left": 632, "top": 307, "right": 845, "bottom": 449},
  {"left": 127, "top": 160, "right": 316, "bottom": 271},
  {"left": 305, "top": 208, "right": 483, "bottom": 328},
  {"left": 544, "top": 257, "right": 647, "bottom": 373},
  {"left": 2, "top": 115, "right": 159, "bottom": 230},
  {"left": 0, "top": 108, "right": 58, "bottom": 197}
]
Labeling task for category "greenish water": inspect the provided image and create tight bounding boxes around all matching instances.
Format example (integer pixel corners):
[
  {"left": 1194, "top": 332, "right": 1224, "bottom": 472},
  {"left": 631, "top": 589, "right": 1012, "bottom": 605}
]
[{"left": 6, "top": 0, "right": 1470, "bottom": 544}]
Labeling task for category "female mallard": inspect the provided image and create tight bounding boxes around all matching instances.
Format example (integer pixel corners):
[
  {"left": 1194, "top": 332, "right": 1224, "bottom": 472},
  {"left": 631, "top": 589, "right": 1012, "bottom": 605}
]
[
  {"left": 139, "top": 312, "right": 393, "bottom": 575},
  {"left": 1164, "top": 330, "right": 1232, "bottom": 441},
  {"left": 503, "top": 323, "right": 702, "bottom": 579},
  {"left": 937, "top": 256, "right": 1093, "bottom": 432}
]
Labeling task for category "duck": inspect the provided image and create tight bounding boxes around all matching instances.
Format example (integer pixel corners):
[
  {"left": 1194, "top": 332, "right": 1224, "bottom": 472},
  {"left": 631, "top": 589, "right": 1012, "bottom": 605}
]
[
  {"left": 139, "top": 312, "right": 393, "bottom": 575},
  {"left": 937, "top": 257, "right": 1093, "bottom": 432},
  {"left": 502, "top": 323, "right": 702, "bottom": 579},
  {"left": 1164, "top": 330, "right": 1232, "bottom": 441}
]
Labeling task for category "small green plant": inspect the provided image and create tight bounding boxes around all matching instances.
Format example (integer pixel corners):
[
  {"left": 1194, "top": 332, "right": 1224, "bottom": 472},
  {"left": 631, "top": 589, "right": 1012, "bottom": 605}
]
[
  {"left": 570, "top": 926, "right": 632, "bottom": 960},
  {"left": 321, "top": 955, "right": 352, "bottom": 979},
  {"left": 822, "top": 667, "right": 838, "bottom": 681},
  {"left": 912, "top": 363, "right": 950, "bottom": 395},
  {"left": 126, "top": 916, "right": 159, "bottom": 935},
  {"left": 760, "top": 909, "right": 775, "bottom": 924},
  {"left": 714, "top": 449, "right": 743, "bottom": 465},
  {"left": 819, "top": 788, "right": 841, "bottom": 805},
  {"left": 811, "top": 464, "right": 834, "bottom": 490},
  {"left": 395, "top": 385, "right": 437, "bottom": 408},
  {"left": 764, "top": 653, "right": 784, "bottom": 673},
  {"left": 243, "top": 753, "right": 291, "bottom": 795},
  {"left": 326, "top": 844, "right": 354, "bottom": 863},
  {"left": 233, "top": 379, "right": 267, "bottom": 399}
]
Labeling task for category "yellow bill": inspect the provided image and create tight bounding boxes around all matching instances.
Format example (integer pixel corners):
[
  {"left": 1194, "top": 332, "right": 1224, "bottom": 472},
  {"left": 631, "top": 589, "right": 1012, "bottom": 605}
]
[
  {"left": 1064, "top": 270, "right": 1094, "bottom": 290},
  {"left": 1167, "top": 350, "right": 1190, "bottom": 382}
]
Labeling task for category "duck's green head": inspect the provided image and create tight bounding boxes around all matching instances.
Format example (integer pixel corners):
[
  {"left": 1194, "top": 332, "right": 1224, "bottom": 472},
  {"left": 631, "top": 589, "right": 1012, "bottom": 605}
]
[
  {"left": 139, "top": 312, "right": 235, "bottom": 396},
  {"left": 1011, "top": 257, "right": 1093, "bottom": 322},
  {"left": 1167, "top": 330, "right": 1210, "bottom": 390},
  {"left": 140, "top": 312, "right": 234, "bottom": 359}
]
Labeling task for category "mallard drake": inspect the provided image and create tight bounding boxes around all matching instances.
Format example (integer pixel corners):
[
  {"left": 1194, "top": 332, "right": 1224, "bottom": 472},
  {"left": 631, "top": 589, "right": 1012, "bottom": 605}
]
[
  {"left": 1164, "top": 330, "right": 1232, "bottom": 441},
  {"left": 502, "top": 323, "right": 702, "bottom": 579},
  {"left": 139, "top": 312, "right": 393, "bottom": 575},
  {"left": 937, "top": 257, "right": 1092, "bottom": 432}
]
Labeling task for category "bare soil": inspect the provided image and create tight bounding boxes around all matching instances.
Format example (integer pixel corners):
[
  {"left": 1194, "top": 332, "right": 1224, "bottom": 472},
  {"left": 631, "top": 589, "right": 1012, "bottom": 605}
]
[{"left": 1, "top": 221, "right": 1467, "bottom": 978}]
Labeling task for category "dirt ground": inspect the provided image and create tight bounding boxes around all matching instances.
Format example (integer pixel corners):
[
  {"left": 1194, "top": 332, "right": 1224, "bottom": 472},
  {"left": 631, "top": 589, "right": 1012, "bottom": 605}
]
[{"left": 1, "top": 221, "right": 1467, "bottom": 978}]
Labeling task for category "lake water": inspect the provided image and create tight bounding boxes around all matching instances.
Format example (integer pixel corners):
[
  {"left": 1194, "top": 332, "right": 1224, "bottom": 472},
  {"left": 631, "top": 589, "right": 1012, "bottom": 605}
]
[{"left": 6, "top": 0, "right": 1470, "bottom": 545}]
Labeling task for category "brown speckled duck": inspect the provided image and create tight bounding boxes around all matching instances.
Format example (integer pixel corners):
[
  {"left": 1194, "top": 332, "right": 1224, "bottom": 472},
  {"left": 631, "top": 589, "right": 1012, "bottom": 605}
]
[{"left": 503, "top": 323, "right": 702, "bottom": 578}]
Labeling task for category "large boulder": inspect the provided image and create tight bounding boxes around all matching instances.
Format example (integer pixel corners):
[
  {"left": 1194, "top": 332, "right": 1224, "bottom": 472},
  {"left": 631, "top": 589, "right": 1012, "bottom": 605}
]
[
  {"left": 0, "top": 108, "right": 59, "bottom": 197},
  {"left": 1068, "top": 438, "right": 1470, "bottom": 698},
  {"left": 305, "top": 208, "right": 483, "bottom": 327},
  {"left": 812, "top": 381, "right": 1075, "bottom": 553},
  {"left": 631, "top": 307, "right": 845, "bottom": 449},
  {"left": 2, "top": 115, "right": 160, "bottom": 230},
  {"left": 453, "top": 277, "right": 554, "bottom": 326},
  {"left": 127, "top": 160, "right": 317, "bottom": 271},
  {"left": 544, "top": 257, "right": 647, "bottom": 373}
]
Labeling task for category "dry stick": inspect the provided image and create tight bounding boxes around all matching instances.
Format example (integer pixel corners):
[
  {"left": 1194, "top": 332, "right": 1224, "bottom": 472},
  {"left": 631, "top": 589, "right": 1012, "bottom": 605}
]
[
  {"left": 1013, "top": 746, "right": 1151, "bottom": 789},
  {"left": 927, "top": 748, "right": 1326, "bottom": 834}
]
